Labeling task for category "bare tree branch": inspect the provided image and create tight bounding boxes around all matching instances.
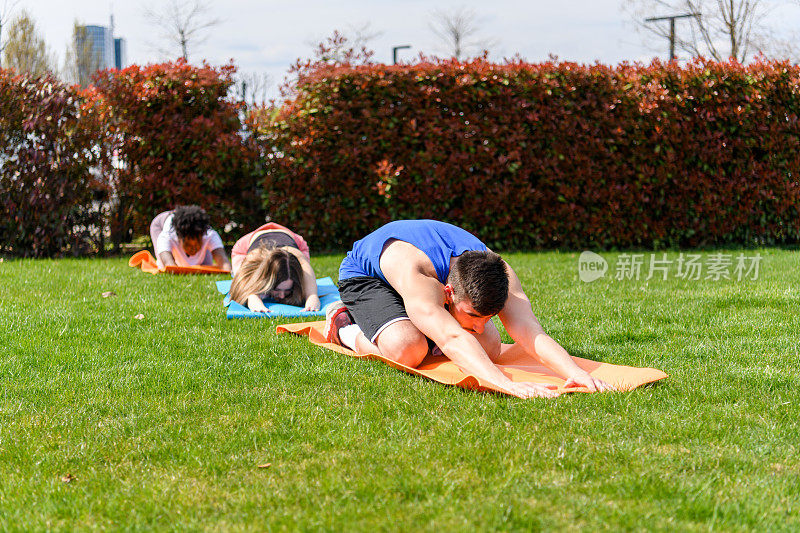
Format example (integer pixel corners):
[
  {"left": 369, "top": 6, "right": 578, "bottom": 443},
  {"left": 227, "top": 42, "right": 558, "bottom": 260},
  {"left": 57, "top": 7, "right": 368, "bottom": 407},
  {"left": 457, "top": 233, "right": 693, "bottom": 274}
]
[
  {"left": 346, "top": 21, "right": 383, "bottom": 50},
  {"left": 144, "top": 0, "right": 222, "bottom": 61},
  {"left": 751, "top": 10, "right": 800, "bottom": 61},
  {"left": 304, "top": 21, "right": 382, "bottom": 63},
  {"left": 0, "top": 0, "right": 21, "bottom": 68},
  {"left": 429, "top": 6, "right": 495, "bottom": 60},
  {"left": 236, "top": 71, "right": 272, "bottom": 108},
  {"left": 623, "top": 0, "right": 774, "bottom": 62},
  {"left": 2, "top": 8, "right": 55, "bottom": 76}
]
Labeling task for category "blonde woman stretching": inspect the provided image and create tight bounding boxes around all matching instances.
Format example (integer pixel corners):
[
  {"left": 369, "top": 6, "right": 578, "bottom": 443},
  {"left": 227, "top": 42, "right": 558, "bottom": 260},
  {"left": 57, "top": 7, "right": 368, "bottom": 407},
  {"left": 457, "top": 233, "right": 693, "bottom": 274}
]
[{"left": 230, "top": 223, "right": 321, "bottom": 312}]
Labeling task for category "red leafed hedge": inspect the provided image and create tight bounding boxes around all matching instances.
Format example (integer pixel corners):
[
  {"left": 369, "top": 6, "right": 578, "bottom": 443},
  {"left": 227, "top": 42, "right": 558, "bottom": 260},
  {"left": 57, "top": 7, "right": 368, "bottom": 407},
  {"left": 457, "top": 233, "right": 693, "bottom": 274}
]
[
  {"left": 0, "top": 71, "right": 103, "bottom": 257},
  {"left": 90, "top": 60, "right": 262, "bottom": 248},
  {"left": 4, "top": 58, "right": 800, "bottom": 257},
  {"left": 256, "top": 58, "right": 800, "bottom": 250}
]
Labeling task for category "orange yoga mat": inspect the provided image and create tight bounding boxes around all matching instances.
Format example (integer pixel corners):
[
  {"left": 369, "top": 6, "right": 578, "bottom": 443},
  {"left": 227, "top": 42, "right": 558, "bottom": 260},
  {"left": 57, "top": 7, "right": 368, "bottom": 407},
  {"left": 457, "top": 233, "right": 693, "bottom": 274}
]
[
  {"left": 277, "top": 321, "right": 668, "bottom": 398},
  {"left": 128, "top": 250, "right": 230, "bottom": 275}
]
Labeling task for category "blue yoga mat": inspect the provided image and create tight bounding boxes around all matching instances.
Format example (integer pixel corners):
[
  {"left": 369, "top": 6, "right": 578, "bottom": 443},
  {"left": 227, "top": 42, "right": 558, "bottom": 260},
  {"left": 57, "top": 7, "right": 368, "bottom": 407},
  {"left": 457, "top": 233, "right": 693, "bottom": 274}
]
[{"left": 215, "top": 276, "right": 341, "bottom": 319}]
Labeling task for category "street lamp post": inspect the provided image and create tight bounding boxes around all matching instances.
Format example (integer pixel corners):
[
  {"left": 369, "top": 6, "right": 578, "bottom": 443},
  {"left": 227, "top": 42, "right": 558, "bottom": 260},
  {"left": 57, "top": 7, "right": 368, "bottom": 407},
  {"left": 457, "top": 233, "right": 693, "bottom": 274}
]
[
  {"left": 392, "top": 45, "right": 412, "bottom": 65},
  {"left": 644, "top": 13, "right": 700, "bottom": 60}
]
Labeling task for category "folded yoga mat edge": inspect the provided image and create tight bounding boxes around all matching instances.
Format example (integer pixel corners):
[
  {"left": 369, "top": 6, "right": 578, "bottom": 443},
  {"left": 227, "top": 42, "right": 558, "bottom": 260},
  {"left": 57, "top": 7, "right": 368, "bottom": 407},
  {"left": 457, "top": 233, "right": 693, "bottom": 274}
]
[
  {"left": 277, "top": 320, "right": 486, "bottom": 388},
  {"left": 129, "top": 250, "right": 230, "bottom": 275},
  {"left": 277, "top": 321, "right": 669, "bottom": 398}
]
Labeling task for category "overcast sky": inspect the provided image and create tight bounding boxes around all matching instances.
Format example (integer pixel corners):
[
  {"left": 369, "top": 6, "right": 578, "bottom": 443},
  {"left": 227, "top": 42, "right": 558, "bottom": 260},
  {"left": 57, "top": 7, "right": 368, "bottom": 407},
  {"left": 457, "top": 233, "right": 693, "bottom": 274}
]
[{"left": 12, "top": 0, "right": 800, "bottom": 98}]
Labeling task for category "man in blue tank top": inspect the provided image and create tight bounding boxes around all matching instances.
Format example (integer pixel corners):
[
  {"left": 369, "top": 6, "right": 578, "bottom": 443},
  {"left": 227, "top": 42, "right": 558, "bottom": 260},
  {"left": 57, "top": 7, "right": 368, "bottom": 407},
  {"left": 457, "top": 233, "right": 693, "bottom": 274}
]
[{"left": 326, "top": 220, "right": 612, "bottom": 398}]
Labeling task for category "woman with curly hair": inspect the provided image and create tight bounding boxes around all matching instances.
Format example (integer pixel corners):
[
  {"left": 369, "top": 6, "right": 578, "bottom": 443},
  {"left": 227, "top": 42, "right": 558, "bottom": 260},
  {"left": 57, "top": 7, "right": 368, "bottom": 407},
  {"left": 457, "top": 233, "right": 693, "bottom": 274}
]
[
  {"left": 229, "top": 222, "right": 320, "bottom": 313},
  {"left": 149, "top": 205, "right": 231, "bottom": 270}
]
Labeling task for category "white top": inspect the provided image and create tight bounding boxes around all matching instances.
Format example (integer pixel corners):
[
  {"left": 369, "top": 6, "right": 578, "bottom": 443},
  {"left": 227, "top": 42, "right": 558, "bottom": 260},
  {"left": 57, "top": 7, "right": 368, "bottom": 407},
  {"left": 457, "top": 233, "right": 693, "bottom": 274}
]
[{"left": 155, "top": 213, "right": 224, "bottom": 267}]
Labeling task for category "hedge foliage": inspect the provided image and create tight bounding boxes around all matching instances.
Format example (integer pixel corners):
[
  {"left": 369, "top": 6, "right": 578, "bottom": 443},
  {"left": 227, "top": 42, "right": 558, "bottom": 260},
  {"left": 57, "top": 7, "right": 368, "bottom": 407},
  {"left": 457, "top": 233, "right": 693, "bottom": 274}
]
[
  {"left": 0, "top": 71, "right": 103, "bottom": 257},
  {"left": 257, "top": 58, "right": 800, "bottom": 250},
  {"left": 90, "top": 60, "right": 263, "bottom": 248},
  {"left": 2, "top": 58, "right": 800, "bottom": 256},
  {"left": 0, "top": 61, "right": 263, "bottom": 256}
]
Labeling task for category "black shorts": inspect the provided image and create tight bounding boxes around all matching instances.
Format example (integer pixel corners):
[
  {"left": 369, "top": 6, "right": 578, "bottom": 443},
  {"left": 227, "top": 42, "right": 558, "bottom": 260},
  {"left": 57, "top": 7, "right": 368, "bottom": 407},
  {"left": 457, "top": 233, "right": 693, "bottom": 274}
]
[{"left": 337, "top": 276, "right": 409, "bottom": 343}]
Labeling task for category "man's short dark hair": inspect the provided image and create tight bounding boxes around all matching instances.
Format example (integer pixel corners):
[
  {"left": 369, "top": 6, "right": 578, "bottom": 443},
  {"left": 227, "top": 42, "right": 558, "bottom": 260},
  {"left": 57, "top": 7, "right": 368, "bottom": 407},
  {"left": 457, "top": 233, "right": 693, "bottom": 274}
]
[
  {"left": 172, "top": 205, "right": 210, "bottom": 240},
  {"left": 448, "top": 250, "right": 509, "bottom": 316}
]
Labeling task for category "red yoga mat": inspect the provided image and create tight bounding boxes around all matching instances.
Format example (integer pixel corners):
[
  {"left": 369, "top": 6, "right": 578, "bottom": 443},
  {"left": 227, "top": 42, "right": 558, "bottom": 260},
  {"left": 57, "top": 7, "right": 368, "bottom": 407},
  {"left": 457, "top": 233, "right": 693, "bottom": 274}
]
[{"left": 277, "top": 321, "right": 668, "bottom": 398}]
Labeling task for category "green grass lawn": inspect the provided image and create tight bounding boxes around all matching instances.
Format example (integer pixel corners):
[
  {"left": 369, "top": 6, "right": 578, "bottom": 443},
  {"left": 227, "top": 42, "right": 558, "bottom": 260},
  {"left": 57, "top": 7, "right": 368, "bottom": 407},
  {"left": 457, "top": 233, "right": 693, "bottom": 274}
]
[{"left": 1, "top": 249, "right": 798, "bottom": 531}]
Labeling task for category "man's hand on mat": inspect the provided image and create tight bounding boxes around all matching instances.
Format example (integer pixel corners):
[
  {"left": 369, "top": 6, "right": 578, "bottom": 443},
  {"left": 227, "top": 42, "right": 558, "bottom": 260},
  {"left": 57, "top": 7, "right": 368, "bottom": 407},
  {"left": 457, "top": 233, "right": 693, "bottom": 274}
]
[
  {"left": 503, "top": 381, "right": 559, "bottom": 399},
  {"left": 304, "top": 294, "right": 321, "bottom": 312},
  {"left": 247, "top": 294, "right": 271, "bottom": 313},
  {"left": 564, "top": 372, "right": 615, "bottom": 392}
]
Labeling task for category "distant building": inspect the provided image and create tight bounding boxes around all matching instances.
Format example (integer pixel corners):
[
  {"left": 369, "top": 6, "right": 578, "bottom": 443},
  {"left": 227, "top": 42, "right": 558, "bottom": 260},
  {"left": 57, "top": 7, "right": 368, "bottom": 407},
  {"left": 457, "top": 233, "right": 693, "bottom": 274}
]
[
  {"left": 75, "top": 15, "right": 127, "bottom": 80},
  {"left": 114, "top": 38, "right": 127, "bottom": 70},
  {"left": 77, "top": 25, "right": 114, "bottom": 70}
]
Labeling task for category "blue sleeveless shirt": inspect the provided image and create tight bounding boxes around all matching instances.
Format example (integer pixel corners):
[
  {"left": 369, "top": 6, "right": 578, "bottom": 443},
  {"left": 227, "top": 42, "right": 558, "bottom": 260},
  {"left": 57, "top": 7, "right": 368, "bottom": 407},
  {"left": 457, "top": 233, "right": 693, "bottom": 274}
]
[{"left": 339, "top": 220, "right": 487, "bottom": 284}]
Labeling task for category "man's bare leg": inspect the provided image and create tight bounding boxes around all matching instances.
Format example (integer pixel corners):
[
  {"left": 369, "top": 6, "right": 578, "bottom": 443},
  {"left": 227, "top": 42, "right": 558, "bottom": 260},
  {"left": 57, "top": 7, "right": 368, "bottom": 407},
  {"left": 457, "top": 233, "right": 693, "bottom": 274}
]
[
  {"left": 357, "top": 318, "right": 501, "bottom": 369},
  {"left": 325, "top": 300, "right": 430, "bottom": 368},
  {"left": 327, "top": 302, "right": 500, "bottom": 369},
  {"left": 354, "top": 319, "right": 428, "bottom": 368}
]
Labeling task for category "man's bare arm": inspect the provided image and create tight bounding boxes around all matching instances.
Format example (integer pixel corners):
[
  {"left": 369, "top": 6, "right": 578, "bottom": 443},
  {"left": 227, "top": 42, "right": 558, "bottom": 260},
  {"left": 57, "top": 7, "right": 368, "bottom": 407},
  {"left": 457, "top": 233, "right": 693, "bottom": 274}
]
[
  {"left": 381, "top": 245, "right": 556, "bottom": 398},
  {"left": 404, "top": 276, "right": 516, "bottom": 384},
  {"left": 499, "top": 264, "right": 614, "bottom": 392}
]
